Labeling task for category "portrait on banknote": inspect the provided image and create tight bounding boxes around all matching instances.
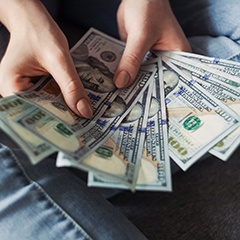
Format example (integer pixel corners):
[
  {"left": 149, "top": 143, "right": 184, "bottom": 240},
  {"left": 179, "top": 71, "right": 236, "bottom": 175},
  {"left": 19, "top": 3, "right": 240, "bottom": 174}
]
[
  {"left": 163, "top": 68, "right": 179, "bottom": 96},
  {"left": 103, "top": 96, "right": 126, "bottom": 118},
  {"left": 72, "top": 44, "right": 117, "bottom": 93}
]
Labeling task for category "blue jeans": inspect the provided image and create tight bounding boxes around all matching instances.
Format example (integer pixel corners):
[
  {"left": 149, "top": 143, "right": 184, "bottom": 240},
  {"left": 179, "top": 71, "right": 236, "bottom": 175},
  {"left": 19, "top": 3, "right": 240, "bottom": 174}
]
[
  {"left": 170, "top": 0, "right": 240, "bottom": 60},
  {"left": 0, "top": 0, "right": 240, "bottom": 239},
  {"left": 0, "top": 130, "right": 146, "bottom": 240}
]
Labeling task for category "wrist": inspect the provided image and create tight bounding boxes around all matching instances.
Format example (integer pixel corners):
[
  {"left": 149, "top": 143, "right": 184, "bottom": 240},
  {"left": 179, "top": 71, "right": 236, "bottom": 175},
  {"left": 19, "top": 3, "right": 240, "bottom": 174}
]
[{"left": 0, "top": 0, "right": 49, "bottom": 32}]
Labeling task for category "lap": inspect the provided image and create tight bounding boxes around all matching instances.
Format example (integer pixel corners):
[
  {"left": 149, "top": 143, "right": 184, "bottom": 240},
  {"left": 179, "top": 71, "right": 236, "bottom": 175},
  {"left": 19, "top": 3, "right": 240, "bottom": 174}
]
[
  {"left": 170, "top": 0, "right": 240, "bottom": 58},
  {"left": 171, "top": 0, "right": 240, "bottom": 36},
  {"left": 0, "top": 130, "right": 146, "bottom": 240}
]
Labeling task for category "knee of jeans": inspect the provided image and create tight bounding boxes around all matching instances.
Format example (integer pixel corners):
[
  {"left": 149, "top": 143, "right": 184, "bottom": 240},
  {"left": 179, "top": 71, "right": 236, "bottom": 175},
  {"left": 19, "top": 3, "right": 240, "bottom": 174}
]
[
  {"left": 202, "top": 1, "right": 240, "bottom": 42},
  {"left": 211, "top": 1, "right": 240, "bottom": 43},
  {"left": 174, "top": 0, "right": 240, "bottom": 45}
]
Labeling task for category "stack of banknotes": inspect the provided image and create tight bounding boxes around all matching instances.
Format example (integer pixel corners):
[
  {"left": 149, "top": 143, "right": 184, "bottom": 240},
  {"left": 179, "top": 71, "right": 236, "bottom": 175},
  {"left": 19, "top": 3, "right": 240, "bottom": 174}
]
[{"left": 0, "top": 28, "right": 239, "bottom": 192}]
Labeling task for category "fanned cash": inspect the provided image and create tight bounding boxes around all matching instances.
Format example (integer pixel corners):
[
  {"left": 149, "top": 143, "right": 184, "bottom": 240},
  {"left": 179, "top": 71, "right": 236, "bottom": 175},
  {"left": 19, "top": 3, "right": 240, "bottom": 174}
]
[
  {"left": 88, "top": 61, "right": 172, "bottom": 191},
  {"left": 0, "top": 96, "right": 55, "bottom": 164},
  {"left": 161, "top": 59, "right": 240, "bottom": 170},
  {"left": 12, "top": 28, "right": 156, "bottom": 165},
  {"left": 12, "top": 62, "right": 154, "bottom": 163},
  {"left": 164, "top": 51, "right": 240, "bottom": 84},
  {"left": 163, "top": 51, "right": 240, "bottom": 88},
  {"left": 58, "top": 79, "right": 152, "bottom": 190},
  {"left": 17, "top": 28, "right": 155, "bottom": 133},
  {"left": 1, "top": 28, "right": 240, "bottom": 191},
  {"left": 162, "top": 52, "right": 240, "bottom": 160}
]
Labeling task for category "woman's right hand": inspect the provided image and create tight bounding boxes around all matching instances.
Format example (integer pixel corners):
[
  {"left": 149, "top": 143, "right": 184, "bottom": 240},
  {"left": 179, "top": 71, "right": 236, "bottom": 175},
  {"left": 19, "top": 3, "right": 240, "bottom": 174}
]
[
  {"left": 114, "top": 0, "right": 191, "bottom": 89},
  {"left": 0, "top": 0, "right": 93, "bottom": 118}
]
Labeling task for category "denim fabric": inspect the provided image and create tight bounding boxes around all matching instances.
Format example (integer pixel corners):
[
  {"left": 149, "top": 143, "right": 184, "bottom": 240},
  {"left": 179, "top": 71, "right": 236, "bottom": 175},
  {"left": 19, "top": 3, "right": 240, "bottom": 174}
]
[
  {"left": 170, "top": 0, "right": 240, "bottom": 59},
  {"left": 0, "top": 130, "right": 147, "bottom": 240},
  {"left": 1, "top": 0, "right": 240, "bottom": 239},
  {"left": 0, "top": 144, "right": 91, "bottom": 240}
]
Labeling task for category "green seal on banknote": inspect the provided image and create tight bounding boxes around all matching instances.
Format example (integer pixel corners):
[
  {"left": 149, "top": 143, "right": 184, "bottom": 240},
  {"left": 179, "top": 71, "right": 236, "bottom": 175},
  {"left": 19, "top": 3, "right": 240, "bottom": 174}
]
[
  {"left": 215, "top": 140, "right": 224, "bottom": 148},
  {"left": 183, "top": 116, "right": 201, "bottom": 131},
  {"left": 54, "top": 123, "right": 73, "bottom": 137},
  {"left": 95, "top": 146, "right": 113, "bottom": 158}
]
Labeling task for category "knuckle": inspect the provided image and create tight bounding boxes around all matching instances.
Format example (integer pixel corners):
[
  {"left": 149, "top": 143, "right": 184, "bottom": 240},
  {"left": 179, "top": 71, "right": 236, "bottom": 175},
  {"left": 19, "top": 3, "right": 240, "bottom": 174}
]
[
  {"left": 44, "top": 42, "right": 69, "bottom": 65},
  {"left": 50, "top": 48, "right": 67, "bottom": 63},
  {"left": 123, "top": 54, "right": 141, "bottom": 68},
  {"left": 64, "top": 78, "right": 82, "bottom": 96}
]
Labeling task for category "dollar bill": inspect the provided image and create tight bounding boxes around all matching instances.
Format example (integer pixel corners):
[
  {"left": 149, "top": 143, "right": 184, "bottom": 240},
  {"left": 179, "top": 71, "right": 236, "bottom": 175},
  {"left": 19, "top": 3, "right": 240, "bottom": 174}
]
[
  {"left": 164, "top": 55, "right": 240, "bottom": 160},
  {"left": 13, "top": 61, "right": 156, "bottom": 170},
  {"left": 88, "top": 60, "right": 172, "bottom": 191},
  {"left": 17, "top": 28, "right": 155, "bottom": 134},
  {"left": 161, "top": 51, "right": 240, "bottom": 88},
  {"left": 0, "top": 96, "right": 55, "bottom": 164},
  {"left": 59, "top": 80, "right": 152, "bottom": 190},
  {"left": 162, "top": 50, "right": 240, "bottom": 82},
  {"left": 161, "top": 58, "right": 240, "bottom": 170},
  {"left": 16, "top": 77, "right": 83, "bottom": 131}
]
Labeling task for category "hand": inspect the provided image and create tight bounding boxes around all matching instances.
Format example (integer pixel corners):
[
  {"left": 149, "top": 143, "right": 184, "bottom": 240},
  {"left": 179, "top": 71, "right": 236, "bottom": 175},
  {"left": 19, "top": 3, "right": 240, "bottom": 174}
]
[
  {"left": 114, "top": 0, "right": 191, "bottom": 88},
  {"left": 0, "top": 0, "right": 93, "bottom": 118}
]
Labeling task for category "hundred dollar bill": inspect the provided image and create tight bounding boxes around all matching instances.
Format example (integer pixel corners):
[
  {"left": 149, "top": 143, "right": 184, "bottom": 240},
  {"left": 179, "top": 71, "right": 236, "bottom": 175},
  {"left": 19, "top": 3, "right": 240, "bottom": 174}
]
[
  {"left": 163, "top": 50, "right": 240, "bottom": 82},
  {"left": 143, "top": 61, "right": 171, "bottom": 190},
  {"left": 161, "top": 51, "right": 240, "bottom": 88},
  {"left": 88, "top": 61, "right": 172, "bottom": 191},
  {"left": 164, "top": 56, "right": 240, "bottom": 160},
  {"left": 13, "top": 65, "right": 156, "bottom": 171},
  {"left": 0, "top": 96, "right": 55, "bottom": 164},
  {"left": 59, "top": 81, "right": 152, "bottom": 190},
  {"left": 17, "top": 28, "right": 155, "bottom": 133},
  {"left": 161, "top": 58, "right": 240, "bottom": 170},
  {"left": 16, "top": 77, "right": 83, "bottom": 131},
  {"left": 87, "top": 144, "right": 172, "bottom": 191}
]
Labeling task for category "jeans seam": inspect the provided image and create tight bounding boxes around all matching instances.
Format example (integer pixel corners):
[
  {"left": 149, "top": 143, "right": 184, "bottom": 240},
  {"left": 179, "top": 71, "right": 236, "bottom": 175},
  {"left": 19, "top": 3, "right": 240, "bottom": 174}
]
[{"left": 3, "top": 145, "right": 93, "bottom": 240}]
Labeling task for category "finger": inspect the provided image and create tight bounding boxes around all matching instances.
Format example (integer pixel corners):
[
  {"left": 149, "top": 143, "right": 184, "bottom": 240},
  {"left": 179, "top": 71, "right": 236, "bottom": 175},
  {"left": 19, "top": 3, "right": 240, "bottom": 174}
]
[
  {"left": 0, "top": 42, "right": 44, "bottom": 97},
  {"left": 0, "top": 57, "right": 34, "bottom": 96},
  {"left": 116, "top": 3, "right": 127, "bottom": 42},
  {"left": 114, "top": 31, "right": 153, "bottom": 88},
  {"left": 0, "top": 74, "right": 34, "bottom": 97},
  {"left": 45, "top": 52, "right": 93, "bottom": 119}
]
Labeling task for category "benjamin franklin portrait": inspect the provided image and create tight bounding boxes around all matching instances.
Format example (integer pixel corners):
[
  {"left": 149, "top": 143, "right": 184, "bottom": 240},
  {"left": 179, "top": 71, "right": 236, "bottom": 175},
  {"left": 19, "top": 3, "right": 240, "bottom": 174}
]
[{"left": 72, "top": 44, "right": 117, "bottom": 93}]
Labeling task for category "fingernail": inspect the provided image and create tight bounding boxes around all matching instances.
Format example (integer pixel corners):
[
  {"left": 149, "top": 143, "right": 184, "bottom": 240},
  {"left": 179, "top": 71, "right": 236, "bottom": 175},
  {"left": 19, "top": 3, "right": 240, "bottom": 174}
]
[
  {"left": 114, "top": 70, "right": 131, "bottom": 88},
  {"left": 77, "top": 98, "right": 93, "bottom": 119}
]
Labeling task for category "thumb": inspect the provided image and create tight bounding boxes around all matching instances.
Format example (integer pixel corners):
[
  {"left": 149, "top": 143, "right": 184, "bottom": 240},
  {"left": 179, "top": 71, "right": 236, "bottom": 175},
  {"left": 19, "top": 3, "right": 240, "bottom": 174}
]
[
  {"left": 114, "top": 32, "right": 152, "bottom": 88},
  {"left": 46, "top": 53, "right": 93, "bottom": 119}
]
